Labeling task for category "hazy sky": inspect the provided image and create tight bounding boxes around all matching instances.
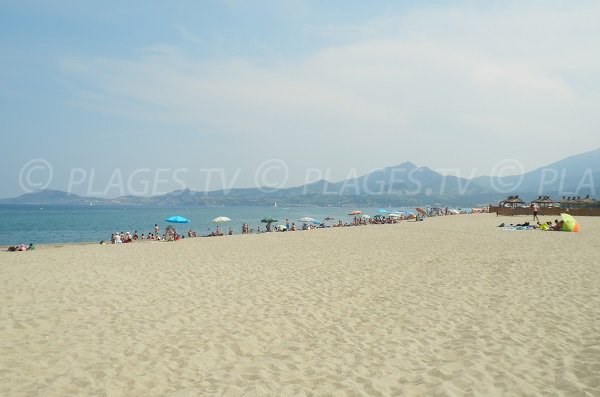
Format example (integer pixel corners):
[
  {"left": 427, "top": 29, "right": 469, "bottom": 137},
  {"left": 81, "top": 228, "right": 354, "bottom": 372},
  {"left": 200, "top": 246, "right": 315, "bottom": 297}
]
[{"left": 1, "top": 0, "right": 599, "bottom": 198}]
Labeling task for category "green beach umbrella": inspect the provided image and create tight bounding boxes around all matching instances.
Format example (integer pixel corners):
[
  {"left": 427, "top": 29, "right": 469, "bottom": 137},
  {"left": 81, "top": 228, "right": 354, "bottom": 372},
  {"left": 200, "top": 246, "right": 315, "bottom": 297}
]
[{"left": 561, "top": 213, "right": 580, "bottom": 232}]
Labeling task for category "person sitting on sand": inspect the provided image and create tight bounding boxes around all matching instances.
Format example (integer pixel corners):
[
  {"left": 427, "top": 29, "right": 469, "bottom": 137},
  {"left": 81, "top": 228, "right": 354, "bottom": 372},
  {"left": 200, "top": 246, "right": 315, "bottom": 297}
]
[
  {"left": 228, "top": 228, "right": 233, "bottom": 235},
  {"left": 291, "top": 223, "right": 296, "bottom": 231},
  {"left": 27, "top": 243, "right": 35, "bottom": 251},
  {"left": 553, "top": 219, "right": 564, "bottom": 231}
]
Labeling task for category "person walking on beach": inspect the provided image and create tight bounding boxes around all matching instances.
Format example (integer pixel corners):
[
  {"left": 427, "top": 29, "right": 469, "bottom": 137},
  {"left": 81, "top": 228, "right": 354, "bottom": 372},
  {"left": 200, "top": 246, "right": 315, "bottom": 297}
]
[
  {"left": 531, "top": 203, "right": 539, "bottom": 221},
  {"left": 154, "top": 224, "right": 160, "bottom": 239}
]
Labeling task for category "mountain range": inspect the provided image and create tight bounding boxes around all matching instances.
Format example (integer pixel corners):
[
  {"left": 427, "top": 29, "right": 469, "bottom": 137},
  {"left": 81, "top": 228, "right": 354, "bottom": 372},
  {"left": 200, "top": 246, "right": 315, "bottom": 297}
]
[{"left": 2, "top": 148, "right": 599, "bottom": 207}]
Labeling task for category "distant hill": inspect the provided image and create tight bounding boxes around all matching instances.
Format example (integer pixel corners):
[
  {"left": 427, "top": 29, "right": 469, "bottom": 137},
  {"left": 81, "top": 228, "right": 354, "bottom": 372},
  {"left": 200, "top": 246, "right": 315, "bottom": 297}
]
[
  {"left": 0, "top": 189, "right": 104, "bottom": 205},
  {"left": 2, "top": 148, "right": 598, "bottom": 207},
  {"left": 279, "top": 161, "right": 480, "bottom": 199},
  {"left": 472, "top": 148, "right": 600, "bottom": 196}
]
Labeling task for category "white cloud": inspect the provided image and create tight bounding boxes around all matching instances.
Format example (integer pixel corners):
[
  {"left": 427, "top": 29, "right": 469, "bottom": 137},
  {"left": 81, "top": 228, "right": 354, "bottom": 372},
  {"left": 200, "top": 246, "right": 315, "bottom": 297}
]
[{"left": 60, "top": 1, "right": 600, "bottom": 179}]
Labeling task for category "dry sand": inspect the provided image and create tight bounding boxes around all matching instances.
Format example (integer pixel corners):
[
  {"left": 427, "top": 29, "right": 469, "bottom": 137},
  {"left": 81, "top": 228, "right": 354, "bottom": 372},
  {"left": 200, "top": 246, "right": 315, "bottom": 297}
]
[{"left": 1, "top": 214, "right": 599, "bottom": 396}]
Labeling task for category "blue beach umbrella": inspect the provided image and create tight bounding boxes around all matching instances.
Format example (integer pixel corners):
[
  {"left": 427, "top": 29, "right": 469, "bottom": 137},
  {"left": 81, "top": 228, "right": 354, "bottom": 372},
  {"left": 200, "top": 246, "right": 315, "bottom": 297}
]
[
  {"left": 165, "top": 216, "right": 191, "bottom": 224},
  {"left": 377, "top": 209, "right": 388, "bottom": 213}
]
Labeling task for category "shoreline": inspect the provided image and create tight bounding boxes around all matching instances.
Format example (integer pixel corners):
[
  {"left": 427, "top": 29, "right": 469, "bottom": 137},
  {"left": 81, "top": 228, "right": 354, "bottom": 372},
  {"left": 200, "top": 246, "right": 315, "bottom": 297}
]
[{"left": 0, "top": 212, "right": 581, "bottom": 251}]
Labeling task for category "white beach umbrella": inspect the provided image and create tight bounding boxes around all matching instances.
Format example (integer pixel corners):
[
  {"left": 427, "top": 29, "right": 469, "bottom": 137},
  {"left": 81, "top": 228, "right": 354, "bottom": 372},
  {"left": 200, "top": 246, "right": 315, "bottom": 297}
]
[
  {"left": 211, "top": 216, "right": 231, "bottom": 223},
  {"left": 298, "top": 217, "right": 315, "bottom": 223}
]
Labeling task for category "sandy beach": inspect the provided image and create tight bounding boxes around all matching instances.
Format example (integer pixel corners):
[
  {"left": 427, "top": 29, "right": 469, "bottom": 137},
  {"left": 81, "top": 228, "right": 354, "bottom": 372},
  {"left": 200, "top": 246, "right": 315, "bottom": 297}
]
[{"left": 1, "top": 213, "right": 599, "bottom": 396}]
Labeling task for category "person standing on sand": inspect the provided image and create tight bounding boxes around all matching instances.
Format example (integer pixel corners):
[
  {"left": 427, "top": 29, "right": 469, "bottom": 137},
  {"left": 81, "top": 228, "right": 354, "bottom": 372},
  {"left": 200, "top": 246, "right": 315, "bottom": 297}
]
[{"left": 154, "top": 224, "right": 159, "bottom": 239}]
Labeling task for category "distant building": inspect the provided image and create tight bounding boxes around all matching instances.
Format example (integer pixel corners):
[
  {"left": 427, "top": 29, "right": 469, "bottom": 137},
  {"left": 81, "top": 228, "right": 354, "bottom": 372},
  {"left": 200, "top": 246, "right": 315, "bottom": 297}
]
[
  {"left": 559, "top": 195, "right": 599, "bottom": 209},
  {"left": 499, "top": 195, "right": 526, "bottom": 209},
  {"left": 530, "top": 195, "right": 558, "bottom": 208}
]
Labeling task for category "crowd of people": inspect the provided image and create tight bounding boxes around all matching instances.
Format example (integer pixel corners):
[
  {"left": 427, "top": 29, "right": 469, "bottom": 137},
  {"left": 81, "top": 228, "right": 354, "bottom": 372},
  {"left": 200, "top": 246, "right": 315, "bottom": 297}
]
[
  {"left": 107, "top": 223, "right": 233, "bottom": 244},
  {"left": 102, "top": 210, "right": 459, "bottom": 244},
  {"left": 108, "top": 223, "right": 199, "bottom": 244}
]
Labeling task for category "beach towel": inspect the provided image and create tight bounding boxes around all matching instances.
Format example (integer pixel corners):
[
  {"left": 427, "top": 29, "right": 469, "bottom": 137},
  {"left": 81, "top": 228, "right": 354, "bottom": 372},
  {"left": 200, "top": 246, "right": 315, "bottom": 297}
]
[{"left": 502, "top": 226, "right": 535, "bottom": 231}]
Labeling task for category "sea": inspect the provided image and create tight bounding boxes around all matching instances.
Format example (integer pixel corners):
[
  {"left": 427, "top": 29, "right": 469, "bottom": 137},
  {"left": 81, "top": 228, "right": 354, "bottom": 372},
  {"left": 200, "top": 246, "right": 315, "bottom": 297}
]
[{"left": 0, "top": 205, "right": 418, "bottom": 246}]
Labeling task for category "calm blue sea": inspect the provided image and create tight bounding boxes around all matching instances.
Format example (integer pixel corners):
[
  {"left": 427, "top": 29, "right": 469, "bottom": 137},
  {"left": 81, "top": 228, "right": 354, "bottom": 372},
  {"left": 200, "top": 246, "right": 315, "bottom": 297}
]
[{"left": 0, "top": 205, "right": 417, "bottom": 246}]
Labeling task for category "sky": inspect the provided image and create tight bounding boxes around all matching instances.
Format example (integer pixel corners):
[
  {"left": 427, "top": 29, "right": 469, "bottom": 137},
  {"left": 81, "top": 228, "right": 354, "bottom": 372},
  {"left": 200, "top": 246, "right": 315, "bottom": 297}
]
[{"left": 1, "top": 0, "right": 599, "bottom": 198}]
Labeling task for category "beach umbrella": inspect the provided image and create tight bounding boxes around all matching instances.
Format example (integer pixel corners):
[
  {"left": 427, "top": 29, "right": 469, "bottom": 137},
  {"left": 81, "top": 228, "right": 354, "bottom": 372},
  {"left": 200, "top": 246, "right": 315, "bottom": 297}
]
[
  {"left": 299, "top": 217, "right": 315, "bottom": 223},
  {"left": 211, "top": 216, "right": 231, "bottom": 223},
  {"left": 348, "top": 210, "right": 362, "bottom": 215},
  {"left": 312, "top": 219, "right": 322, "bottom": 225},
  {"left": 261, "top": 217, "right": 278, "bottom": 224},
  {"left": 388, "top": 213, "right": 401, "bottom": 218},
  {"left": 165, "top": 216, "right": 191, "bottom": 223},
  {"left": 324, "top": 216, "right": 335, "bottom": 221},
  {"left": 561, "top": 213, "right": 580, "bottom": 232},
  {"left": 361, "top": 214, "right": 371, "bottom": 219},
  {"left": 415, "top": 208, "right": 427, "bottom": 216},
  {"left": 377, "top": 209, "right": 388, "bottom": 214}
]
